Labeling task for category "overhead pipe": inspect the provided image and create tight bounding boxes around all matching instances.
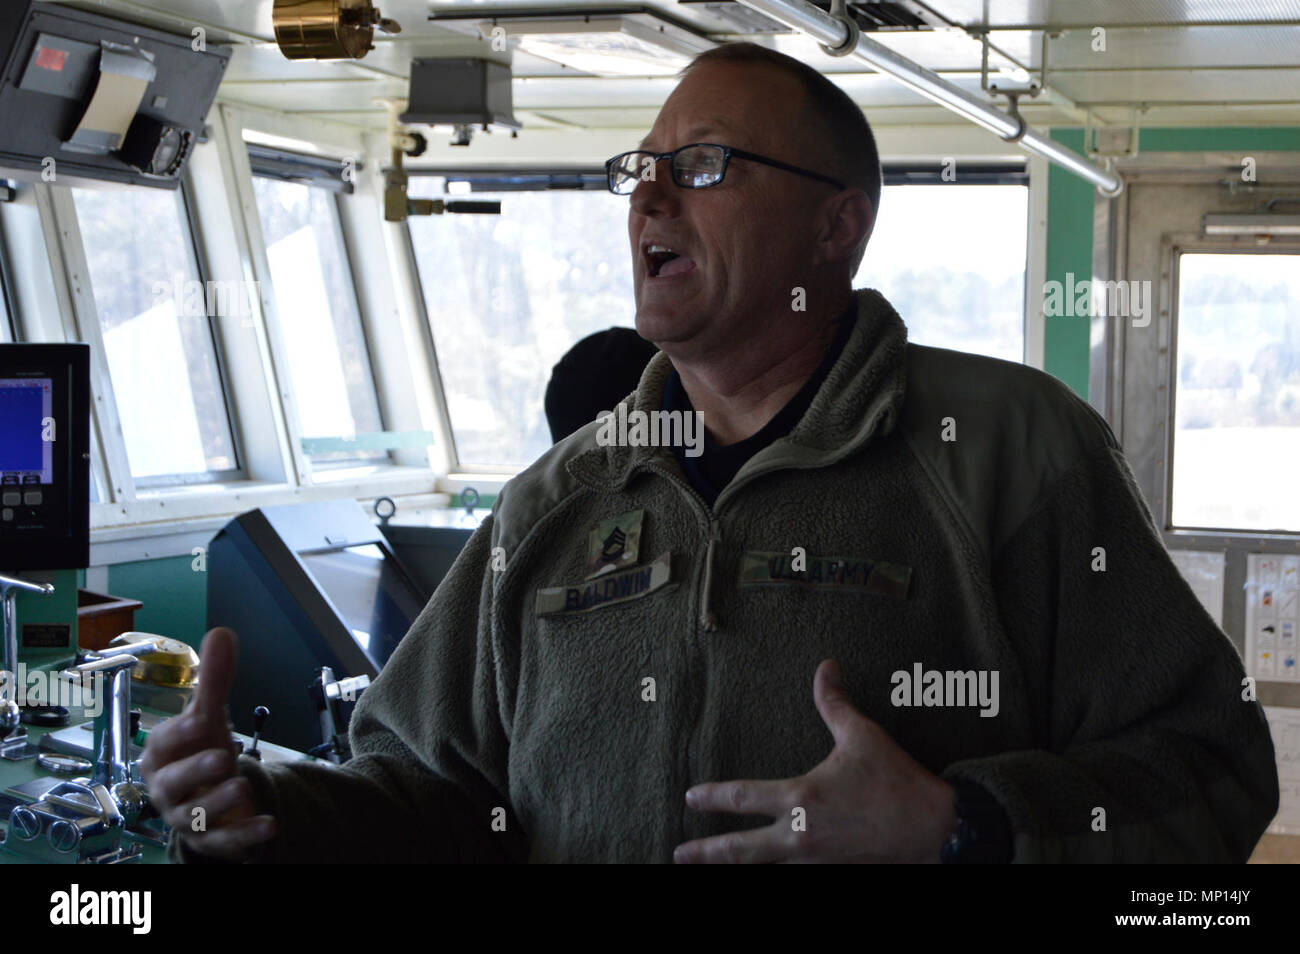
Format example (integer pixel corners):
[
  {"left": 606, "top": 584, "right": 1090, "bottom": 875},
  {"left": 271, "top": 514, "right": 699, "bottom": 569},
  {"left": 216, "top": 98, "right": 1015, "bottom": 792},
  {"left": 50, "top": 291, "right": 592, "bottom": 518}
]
[{"left": 735, "top": 0, "right": 1124, "bottom": 196}]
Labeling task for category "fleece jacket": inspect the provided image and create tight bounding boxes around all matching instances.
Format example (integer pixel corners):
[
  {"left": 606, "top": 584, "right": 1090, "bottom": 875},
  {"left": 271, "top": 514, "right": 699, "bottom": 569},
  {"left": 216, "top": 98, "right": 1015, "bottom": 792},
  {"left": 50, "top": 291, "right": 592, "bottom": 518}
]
[{"left": 171, "top": 287, "right": 1279, "bottom": 863}]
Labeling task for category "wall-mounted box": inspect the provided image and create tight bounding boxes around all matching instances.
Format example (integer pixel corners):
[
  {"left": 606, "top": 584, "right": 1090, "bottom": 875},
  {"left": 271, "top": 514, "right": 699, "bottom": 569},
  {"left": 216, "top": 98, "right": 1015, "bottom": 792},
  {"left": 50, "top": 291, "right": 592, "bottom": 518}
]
[
  {"left": 400, "top": 57, "right": 519, "bottom": 130},
  {"left": 0, "top": 1, "right": 230, "bottom": 188}
]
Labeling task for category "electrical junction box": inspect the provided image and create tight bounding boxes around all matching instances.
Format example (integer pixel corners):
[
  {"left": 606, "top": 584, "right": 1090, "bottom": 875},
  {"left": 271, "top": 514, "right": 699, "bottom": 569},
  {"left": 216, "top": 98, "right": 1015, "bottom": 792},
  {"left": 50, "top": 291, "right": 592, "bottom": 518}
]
[{"left": 400, "top": 57, "right": 519, "bottom": 130}]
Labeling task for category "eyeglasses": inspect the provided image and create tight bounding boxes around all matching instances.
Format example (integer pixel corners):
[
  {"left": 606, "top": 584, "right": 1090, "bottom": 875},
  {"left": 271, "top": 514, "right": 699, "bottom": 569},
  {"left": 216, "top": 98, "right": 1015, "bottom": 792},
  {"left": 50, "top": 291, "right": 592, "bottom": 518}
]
[{"left": 605, "top": 142, "right": 845, "bottom": 196}]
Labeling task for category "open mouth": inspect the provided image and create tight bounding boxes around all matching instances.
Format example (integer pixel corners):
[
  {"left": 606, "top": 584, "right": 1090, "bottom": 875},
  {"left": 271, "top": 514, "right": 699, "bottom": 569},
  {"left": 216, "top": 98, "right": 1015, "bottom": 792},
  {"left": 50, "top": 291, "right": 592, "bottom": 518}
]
[{"left": 645, "top": 243, "right": 696, "bottom": 278}]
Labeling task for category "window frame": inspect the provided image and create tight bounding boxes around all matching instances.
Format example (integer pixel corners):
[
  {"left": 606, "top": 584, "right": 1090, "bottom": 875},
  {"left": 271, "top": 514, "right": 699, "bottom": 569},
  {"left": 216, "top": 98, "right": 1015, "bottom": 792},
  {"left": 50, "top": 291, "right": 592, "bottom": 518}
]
[
  {"left": 404, "top": 167, "right": 640, "bottom": 478},
  {"left": 213, "top": 104, "right": 439, "bottom": 499},
  {"left": 248, "top": 166, "right": 389, "bottom": 472},
  {"left": 11, "top": 121, "right": 1044, "bottom": 556},
  {"left": 870, "top": 171, "right": 1031, "bottom": 365},
  {"left": 406, "top": 161, "right": 1034, "bottom": 477},
  {"left": 46, "top": 181, "right": 141, "bottom": 506},
  {"left": 882, "top": 162, "right": 1028, "bottom": 187},
  {"left": 1159, "top": 233, "right": 1300, "bottom": 541},
  {"left": 1088, "top": 152, "right": 1300, "bottom": 557},
  {"left": 61, "top": 178, "right": 249, "bottom": 490},
  {"left": 73, "top": 179, "right": 249, "bottom": 490},
  {"left": 13, "top": 106, "right": 444, "bottom": 561}
]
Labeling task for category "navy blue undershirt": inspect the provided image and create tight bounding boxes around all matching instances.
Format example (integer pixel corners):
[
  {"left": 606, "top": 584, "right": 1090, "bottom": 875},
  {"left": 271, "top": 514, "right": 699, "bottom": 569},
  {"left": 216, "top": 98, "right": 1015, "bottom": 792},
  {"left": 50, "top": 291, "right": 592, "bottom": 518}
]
[{"left": 663, "top": 305, "right": 856, "bottom": 508}]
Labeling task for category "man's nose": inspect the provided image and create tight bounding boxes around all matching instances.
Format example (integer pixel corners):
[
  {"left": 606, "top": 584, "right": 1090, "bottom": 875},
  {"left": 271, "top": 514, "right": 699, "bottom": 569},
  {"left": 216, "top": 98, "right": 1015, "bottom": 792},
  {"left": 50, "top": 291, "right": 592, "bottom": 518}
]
[{"left": 629, "top": 157, "right": 680, "bottom": 218}]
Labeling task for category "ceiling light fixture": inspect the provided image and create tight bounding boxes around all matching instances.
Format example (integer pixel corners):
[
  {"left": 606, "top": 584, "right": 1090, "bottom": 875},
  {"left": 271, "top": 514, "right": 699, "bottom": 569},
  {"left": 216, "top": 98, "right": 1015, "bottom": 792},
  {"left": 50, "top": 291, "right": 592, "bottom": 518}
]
[
  {"left": 1203, "top": 213, "right": 1300, "bottom": 236},
  {"left": 473, "top": 14, "right": 714, "bottom": 77}
]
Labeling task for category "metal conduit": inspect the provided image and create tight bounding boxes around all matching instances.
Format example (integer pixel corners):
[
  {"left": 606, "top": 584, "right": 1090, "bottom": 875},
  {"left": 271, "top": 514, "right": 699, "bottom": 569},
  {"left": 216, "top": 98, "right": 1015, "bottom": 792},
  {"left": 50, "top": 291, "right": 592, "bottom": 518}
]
[{"left": 736, "top": 0, "right": 1124, "bottom": 196}]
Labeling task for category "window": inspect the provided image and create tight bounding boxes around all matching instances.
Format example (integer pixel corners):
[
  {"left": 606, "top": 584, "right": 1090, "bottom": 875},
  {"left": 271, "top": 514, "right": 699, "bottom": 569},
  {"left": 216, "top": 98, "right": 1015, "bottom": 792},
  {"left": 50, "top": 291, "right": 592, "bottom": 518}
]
[
  {"left": 407, "top": 177, "right": 634, "bottom": 469},
  {"left": 854, "top": 183, "right": 1027, "bottom": 363},
  {"left": 408, "top": 175, "right": 1026, "bottom": 471},
  {"left": 72, "top": 186, "right": 239, "bottom": 484},
  {"left": 251, "top": 175, "right": 385, "bottom": 466},
  {"left": 1171, "top": 252, "right": 1300, "bottom": 532}
]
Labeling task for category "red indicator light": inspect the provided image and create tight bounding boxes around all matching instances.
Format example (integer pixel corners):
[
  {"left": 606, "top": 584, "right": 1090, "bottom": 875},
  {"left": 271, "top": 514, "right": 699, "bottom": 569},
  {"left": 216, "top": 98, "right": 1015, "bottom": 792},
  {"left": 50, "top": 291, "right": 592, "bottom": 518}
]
[{"left": 35, "top": 46, "right": 67, "bottom": 71}]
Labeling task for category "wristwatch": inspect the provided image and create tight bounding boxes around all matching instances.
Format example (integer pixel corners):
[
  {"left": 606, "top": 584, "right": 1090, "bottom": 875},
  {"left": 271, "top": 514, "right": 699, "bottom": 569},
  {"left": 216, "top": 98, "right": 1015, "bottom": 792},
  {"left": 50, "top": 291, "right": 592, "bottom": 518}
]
[{"left": 939, "top": 779, "right": 1014, "bottom": 864}]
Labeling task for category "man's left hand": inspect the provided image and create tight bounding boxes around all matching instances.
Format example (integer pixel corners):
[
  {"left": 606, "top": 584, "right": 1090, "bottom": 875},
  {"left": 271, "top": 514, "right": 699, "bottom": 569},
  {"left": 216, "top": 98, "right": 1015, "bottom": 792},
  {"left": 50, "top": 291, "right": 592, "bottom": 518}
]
[{"left": 673, "top": 659, "right": 957, "bottom": 863}]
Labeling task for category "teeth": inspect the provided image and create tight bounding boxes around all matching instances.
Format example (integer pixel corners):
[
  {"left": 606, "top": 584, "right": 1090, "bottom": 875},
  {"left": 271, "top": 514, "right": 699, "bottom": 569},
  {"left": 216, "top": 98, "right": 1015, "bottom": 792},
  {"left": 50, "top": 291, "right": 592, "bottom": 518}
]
[{"left": 647, "top": 244, "right": 675, "bottom": 255}]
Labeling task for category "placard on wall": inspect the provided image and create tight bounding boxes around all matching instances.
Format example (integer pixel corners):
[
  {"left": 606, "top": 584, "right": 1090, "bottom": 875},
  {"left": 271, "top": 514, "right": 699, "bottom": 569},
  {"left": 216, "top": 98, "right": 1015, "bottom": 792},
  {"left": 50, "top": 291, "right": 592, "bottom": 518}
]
[{"left": 1246, "top": 555, "right": 1300, "bottom": 683}]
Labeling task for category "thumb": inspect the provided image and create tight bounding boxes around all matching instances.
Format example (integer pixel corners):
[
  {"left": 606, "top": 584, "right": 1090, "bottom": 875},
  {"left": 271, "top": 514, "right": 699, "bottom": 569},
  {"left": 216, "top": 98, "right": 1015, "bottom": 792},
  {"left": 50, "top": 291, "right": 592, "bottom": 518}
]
[
  {"left": 190, "top": 627, "right": 238, "bottom": 725},
  {"left": 814, "top": 659, "right": 860, "bottom": 746}
]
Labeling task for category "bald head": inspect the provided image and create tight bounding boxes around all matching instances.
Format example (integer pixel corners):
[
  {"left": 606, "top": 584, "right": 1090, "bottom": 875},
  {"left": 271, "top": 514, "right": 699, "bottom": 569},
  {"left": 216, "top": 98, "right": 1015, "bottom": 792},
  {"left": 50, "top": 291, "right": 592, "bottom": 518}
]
[{"left": 681, "top": 43, "right": 881, "bottom": 269}]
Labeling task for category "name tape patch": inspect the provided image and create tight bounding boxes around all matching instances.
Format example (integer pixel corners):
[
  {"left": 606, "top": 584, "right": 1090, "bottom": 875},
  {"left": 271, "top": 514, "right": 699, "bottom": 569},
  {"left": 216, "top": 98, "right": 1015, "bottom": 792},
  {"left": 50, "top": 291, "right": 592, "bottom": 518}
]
[
  {"left": 537, "top": 551, "right": 673, "bottom": 617},
  {"left": 739, "top": 550, "right": 911, "bottom": 599}
]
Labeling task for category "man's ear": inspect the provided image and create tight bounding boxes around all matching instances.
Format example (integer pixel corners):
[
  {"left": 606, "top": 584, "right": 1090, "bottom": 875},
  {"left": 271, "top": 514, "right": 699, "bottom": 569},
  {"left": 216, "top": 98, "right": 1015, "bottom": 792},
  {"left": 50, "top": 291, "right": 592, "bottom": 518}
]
[{"left": 815, "top": 189, "right": 874, "bottom": 266}]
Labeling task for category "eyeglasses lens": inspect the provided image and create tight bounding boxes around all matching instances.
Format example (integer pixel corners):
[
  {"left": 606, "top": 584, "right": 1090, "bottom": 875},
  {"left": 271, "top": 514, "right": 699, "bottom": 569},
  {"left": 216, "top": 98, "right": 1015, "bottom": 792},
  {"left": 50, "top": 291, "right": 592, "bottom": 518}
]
[{"left": 673, "top": 146, "right": 725, "bottom": 188}]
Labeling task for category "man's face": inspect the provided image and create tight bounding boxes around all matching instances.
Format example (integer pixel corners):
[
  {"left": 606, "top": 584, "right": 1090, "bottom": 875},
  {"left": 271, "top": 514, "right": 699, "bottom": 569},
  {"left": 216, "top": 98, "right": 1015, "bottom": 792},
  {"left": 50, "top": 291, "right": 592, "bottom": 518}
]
[{"left": 626, "top": 62, "right": 832, "bottom": 353}]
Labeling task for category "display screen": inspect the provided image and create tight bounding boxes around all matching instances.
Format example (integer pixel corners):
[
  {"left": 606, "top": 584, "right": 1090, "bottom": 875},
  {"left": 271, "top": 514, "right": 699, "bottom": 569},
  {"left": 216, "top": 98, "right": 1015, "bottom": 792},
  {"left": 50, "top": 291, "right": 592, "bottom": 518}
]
[
  {"left": 298, "top": 543, "right": 424, "bottom": 668},
  {"left": 0, "top": 376, "right": 53, "bottom": 485}
]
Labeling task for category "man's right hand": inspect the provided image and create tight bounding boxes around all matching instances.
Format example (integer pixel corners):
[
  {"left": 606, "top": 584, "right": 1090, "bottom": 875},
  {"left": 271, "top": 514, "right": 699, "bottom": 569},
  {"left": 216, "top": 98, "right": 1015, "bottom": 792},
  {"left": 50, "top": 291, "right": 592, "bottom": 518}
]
[{"left": 140, "top": 627, "right": 277, "bottom": 861}]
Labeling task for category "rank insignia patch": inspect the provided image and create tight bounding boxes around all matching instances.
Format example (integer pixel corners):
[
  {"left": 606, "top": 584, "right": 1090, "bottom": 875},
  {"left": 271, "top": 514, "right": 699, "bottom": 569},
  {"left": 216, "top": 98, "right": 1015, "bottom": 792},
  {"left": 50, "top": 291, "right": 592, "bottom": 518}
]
[
  {"left": 586, "top": 509, "right": 644, "bottom": 578},
  {"left": 739, "top": 550, "right": 912, "bottom": 600}
]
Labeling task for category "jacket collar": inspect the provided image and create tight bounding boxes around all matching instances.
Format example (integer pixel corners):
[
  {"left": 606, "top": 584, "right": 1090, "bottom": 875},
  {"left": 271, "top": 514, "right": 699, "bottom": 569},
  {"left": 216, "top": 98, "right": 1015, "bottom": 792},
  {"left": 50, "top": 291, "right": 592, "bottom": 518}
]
[{"left": 567, "top": 288, "right": 909, "bottom": 493}]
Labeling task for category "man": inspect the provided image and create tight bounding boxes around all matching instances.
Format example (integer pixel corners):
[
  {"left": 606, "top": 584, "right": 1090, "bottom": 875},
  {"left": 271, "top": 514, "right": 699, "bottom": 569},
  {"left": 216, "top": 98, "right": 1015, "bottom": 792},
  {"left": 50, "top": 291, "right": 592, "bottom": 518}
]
[{"left": 144, "top": 43, "right": 1278, "bottom": 863}]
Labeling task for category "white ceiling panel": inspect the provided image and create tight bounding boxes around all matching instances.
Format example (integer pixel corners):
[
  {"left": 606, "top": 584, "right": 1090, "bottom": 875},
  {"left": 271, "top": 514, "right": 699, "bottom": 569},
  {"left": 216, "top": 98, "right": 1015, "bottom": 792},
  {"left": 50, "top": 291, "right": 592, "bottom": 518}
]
[
  {"left": 926, "top": 0, "right": 1300, "bottom": 28},
  {"left": 1052, "top": 68, "right": 1300, "bottom": 103},
  {"left": 1093, "top": 102, "right": 1300, "bottom": 124},
  {"left": 50, "top": 0, "right": 278, "bottom": 42},
  {"left": 220, "top": 77, "right": 408, "bottom": 114},
  {"left": 1039, "top": 24, "right": 1300, "bottom": 68},
  {"left": 508, "top": 69, "right": 1010, "bottom": 108},
  {"left": 223, "top": 45, "right": 373, "bottom": 84},
  {"left": 426, "top": 0, "right": 742, "bottom": 36}
]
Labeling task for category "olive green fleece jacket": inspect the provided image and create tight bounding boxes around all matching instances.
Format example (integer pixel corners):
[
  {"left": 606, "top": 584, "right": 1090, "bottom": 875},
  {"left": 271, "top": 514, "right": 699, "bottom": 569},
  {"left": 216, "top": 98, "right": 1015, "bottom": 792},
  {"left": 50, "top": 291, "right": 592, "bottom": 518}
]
[{"left": 173, "top": 288, "right": 1278, "bottom": 863}]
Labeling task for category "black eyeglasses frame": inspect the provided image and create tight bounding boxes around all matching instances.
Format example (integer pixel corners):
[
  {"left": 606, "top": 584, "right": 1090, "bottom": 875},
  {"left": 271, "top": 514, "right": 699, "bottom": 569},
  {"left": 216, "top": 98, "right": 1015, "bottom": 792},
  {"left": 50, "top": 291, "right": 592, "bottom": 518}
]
[{"left": 605, "top": 142, "right": 847, "bottom": 195}]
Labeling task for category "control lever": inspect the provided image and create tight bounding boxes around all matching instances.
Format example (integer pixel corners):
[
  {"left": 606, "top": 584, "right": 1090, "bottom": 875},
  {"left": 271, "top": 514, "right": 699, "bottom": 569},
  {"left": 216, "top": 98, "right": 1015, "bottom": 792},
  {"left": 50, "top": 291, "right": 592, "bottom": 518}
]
[
  {"left": 0, "top": 573, "right": 54, "bottom": 758},
  {"left": 61, "top": 652, "right": 148, "bottom": 825},
  {"left": 1, "top": 646, "right": 150, "bottom": 865},
  {"left": 2, "top": 778, "right": 139, "bottom": 864},
  {"left": 246, "top": 706, "right": 269, "bottom": 761},
  {"left": 308, "top": 667, "right": 368, "bottom": 763}
]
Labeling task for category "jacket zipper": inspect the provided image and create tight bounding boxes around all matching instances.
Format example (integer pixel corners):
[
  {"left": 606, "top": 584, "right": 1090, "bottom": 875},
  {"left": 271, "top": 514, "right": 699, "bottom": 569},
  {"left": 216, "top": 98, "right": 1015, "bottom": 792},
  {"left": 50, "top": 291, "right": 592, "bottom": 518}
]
[
  {"left": 640, "top": 460, "right": 719, "bottom": 848},
  {"left": 640, "top": 461, "right": 718, "bottom": 625}
]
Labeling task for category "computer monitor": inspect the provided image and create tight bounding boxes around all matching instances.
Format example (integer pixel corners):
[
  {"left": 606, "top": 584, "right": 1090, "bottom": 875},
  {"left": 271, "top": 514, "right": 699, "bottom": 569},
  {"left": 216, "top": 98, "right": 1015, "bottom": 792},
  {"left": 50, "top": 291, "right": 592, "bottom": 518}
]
[
  {"left": 296, "top": 543, "right": 421, "bottom": 669},
  {"left": 0, "top": 343, "right": 89, "bottom": 570},
  {"left": 208, "top": 499, "right": 427, "bottom": 752},
  {"left": 378, "top": 512, "right": 477, "bottom": 602}
]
